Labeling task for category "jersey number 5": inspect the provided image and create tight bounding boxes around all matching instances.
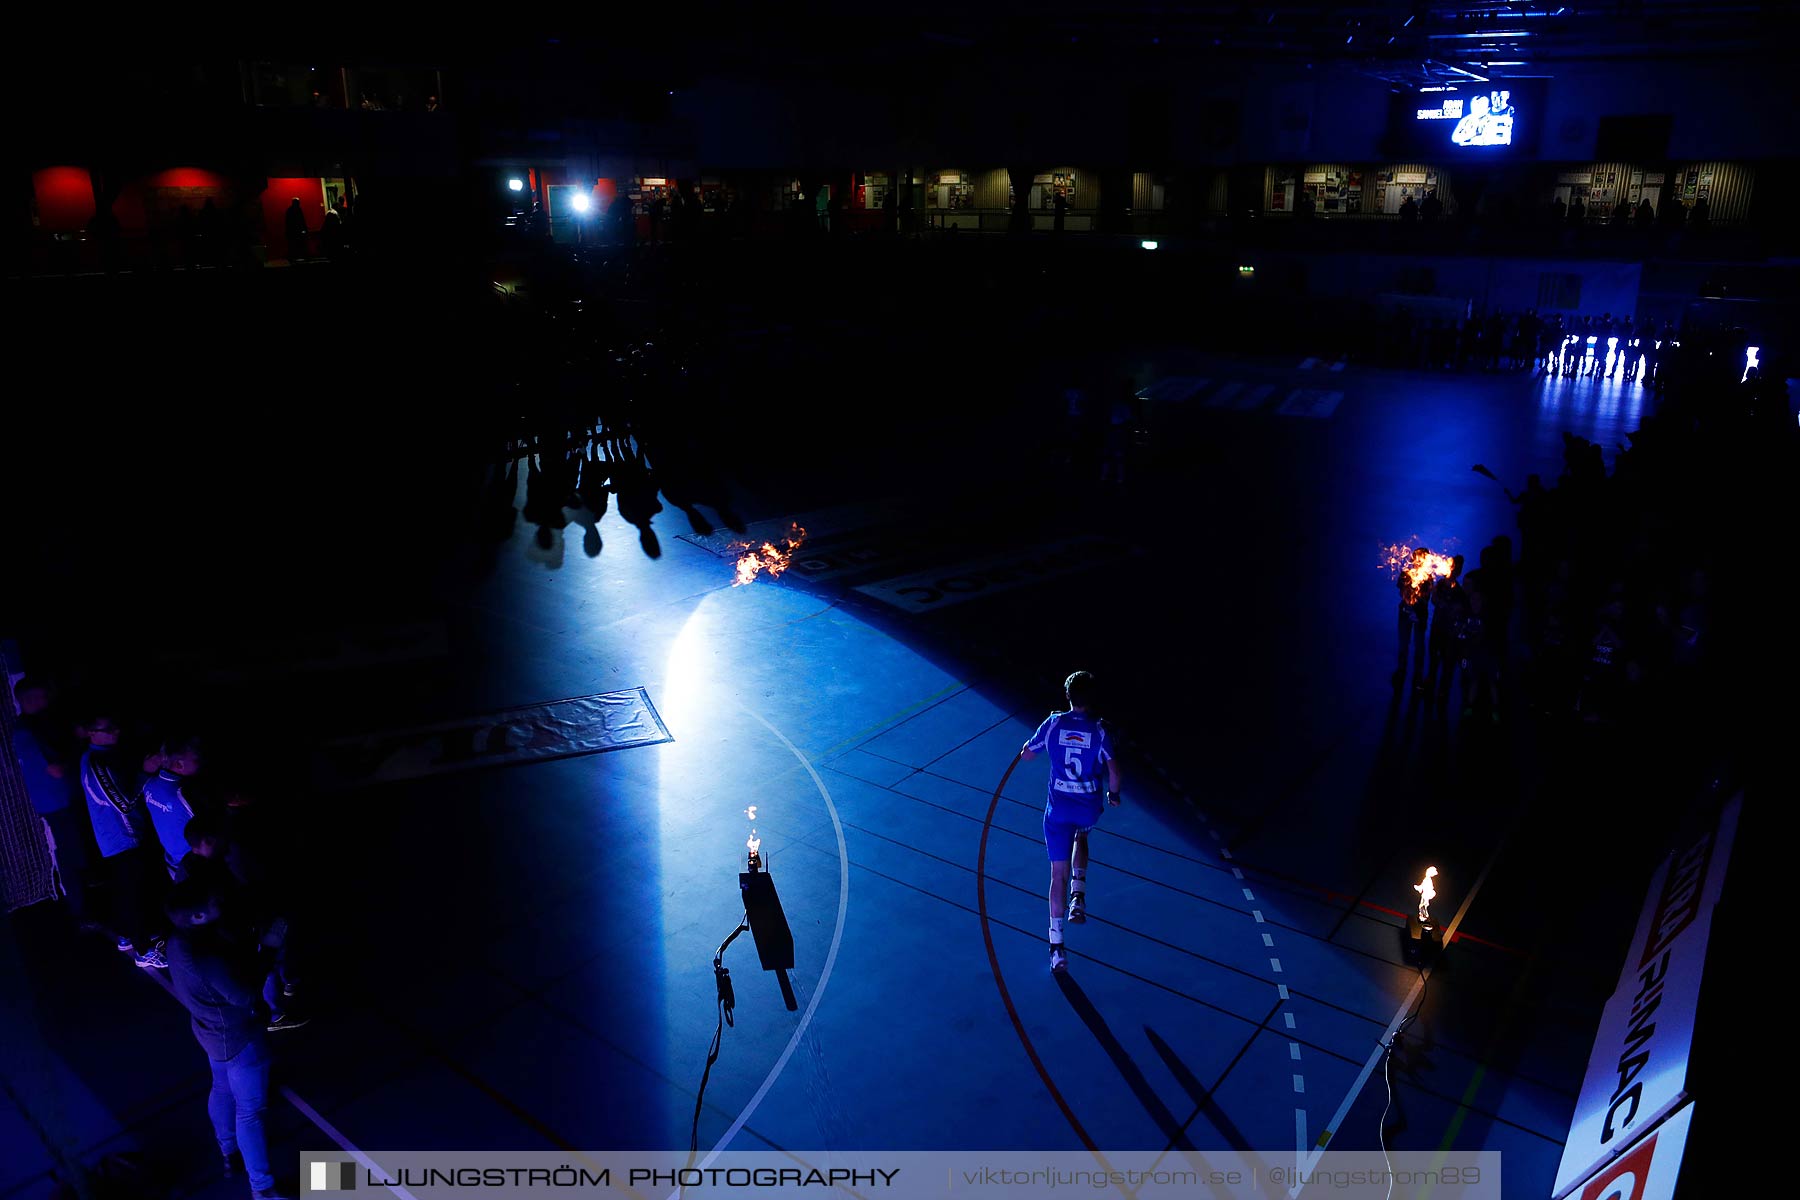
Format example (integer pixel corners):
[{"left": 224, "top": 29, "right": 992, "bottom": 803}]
[{"left": 1063, "top": 747, "right": 1084, "bottom": 779}]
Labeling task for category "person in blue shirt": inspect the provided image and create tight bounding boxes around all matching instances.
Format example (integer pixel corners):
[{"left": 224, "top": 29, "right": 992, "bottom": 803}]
[
  {"left": 80, "top": 709, "right": 164, "bottom": 969},
  {"left": 1019, "top": 671, "right": 1122, "bottom": 972},
  {"left": 144, "top": 734, "right": 203, "bottom": 878}
]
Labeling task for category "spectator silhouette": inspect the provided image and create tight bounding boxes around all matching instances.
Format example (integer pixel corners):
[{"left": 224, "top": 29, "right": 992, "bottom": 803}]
[
  {"left": 319, "top": 207, "right": 342, "bottom": 258},
  {"left": 1548, "top": 195, "right": 1565, "bottom": 226},
  {"left": 1690, "top": 196, "right": 1709, "bottom": 228},
  {"left": 283, "top": 199, "right": 307, "bottom": 263},
  {"left": 1568, "top": 196, "right": 1586, "bottom": 226},
  {"left": 610, "top": 444, "right": 663, "bottom": 557},
  {"left": 1397, "top": 194, "right": 1418, "bottom": 225},
  {"left": 1419, "top": 190, "right": 1443, "bottom": 224},
  {"left": 1635, "top": 198, "right": 1654, "bottom": 228}
]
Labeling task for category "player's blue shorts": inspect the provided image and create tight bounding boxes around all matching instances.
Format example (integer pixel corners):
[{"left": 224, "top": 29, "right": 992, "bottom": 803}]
[{"left": 1044, "top": 800, "right": 1102, "bottom": 862}]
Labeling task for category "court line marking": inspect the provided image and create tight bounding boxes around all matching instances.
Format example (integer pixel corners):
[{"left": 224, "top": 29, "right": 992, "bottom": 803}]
[
  {"left": 1288, "top": 812, "right": 1519, "bottom": 1198},
  {"left": 678, "top": 703, "right": 852, "bottom": 1183},
  {"left": 977, "top": 751, "right": 1130, "bottom": 1197},
  {"left": 281, "top": 1088, "right": 423, "bottom": 1200},
  {"left": 816, "top": 682, "right": 967, "bottom": 761},
  {"left": 139, "top": 965, "right": 435, "bottom": 1200}
]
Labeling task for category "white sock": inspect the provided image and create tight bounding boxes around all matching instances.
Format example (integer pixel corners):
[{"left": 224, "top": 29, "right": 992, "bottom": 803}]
[{"left": 1049, "top": 917, "right": 1065, "bottom": 945}]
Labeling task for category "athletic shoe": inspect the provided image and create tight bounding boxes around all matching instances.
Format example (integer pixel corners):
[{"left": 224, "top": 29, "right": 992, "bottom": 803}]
[
  {"left": 134, "top": 944, "right": 167, "bottom": 970},
  {"left": 282, "top": 981, "right": 297, "bottom": 998},
  {"left": 1066, "top": 891, "right": 1087, "bottom": 924},
  {"left": 1049, "top": 944, "right": 1068, "bottom": 972},
  {"left": 267, "top": 1011, "right": 311, "bottom": 1033},
  {"left": 116, "top": 937, "right": 134, "bottom": 953}
]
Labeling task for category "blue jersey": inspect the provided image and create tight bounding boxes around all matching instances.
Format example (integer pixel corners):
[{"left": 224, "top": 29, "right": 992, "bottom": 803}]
[
  {"left": 1026, "top": 710, "right": 1113, "bottom": 821},
  {"left": 142, "top": 770, "right": 195, "bottom": 875},
  {"left": 82, "top": 745, "right": 149, "bottom": 858}
]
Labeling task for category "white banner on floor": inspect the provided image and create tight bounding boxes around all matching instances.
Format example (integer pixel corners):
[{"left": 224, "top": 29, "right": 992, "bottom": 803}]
[
  {"left": 317, "top": 689, "right": 672, "bottom": 789},
  {"left": 1552, "top": 796, "right": 1739, "bottom": 1197}
]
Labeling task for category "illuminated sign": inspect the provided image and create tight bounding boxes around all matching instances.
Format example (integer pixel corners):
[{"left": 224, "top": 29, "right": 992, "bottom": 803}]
[{"left": 1417, "top": 89, "right": 1516, "bottom": 147}]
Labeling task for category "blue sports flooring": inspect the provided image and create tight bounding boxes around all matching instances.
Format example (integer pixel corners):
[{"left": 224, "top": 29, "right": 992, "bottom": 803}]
[{"left": 4, "top": 353, "right": 1658, "bottom": 1199}]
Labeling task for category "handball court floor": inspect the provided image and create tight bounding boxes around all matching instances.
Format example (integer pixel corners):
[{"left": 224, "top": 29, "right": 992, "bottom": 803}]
[{"left": 4, "top": 354, "right": 1669, "bottom": 1199}]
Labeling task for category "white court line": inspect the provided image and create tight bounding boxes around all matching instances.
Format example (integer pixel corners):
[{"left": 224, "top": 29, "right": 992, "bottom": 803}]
[
  {"left": 671, "top": 704, "right": 851, "bottom": 1194},
  {"left": 139, "top": 961, "right": 421, "bottom": 1199},
  {"left": 1288, "top": 816, "right": 1518, "bottom": 1198},
  {"left": 282, "top": 1088, "right": 422, "bottom": 1200}
]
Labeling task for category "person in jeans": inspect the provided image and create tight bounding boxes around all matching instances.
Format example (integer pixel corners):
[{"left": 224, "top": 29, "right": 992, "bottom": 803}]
[
  {"left": 165, "top": 876, "right": 289, "bottom": 1199},
  {"left": 79, "top": 710, "right": 163, "bottom": 968}
]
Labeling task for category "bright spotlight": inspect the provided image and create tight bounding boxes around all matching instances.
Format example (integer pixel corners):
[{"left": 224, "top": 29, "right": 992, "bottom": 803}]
[
  {"left": 507, "top": 177, "right": 524, "bottom": 192},
  {"left": 1744, "top": 345, "right": 1760, "bottom": 382},
  {"left": 1140, "top": 239, "right": 1159, "bottom": 250},
  {"left": 571, "top": 193, "right": 593, "bottom": 214}
]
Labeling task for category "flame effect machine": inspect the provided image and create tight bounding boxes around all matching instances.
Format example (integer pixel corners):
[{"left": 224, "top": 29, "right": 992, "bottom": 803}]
[{"left": 1404, "top": 866, "right": 1445, "bottom": 964}]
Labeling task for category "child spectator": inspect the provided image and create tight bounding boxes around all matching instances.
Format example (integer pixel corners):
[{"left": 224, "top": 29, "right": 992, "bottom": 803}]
[
  {"left": 144, "top": 734, "right": 204, "bottom": 879},
  {"left": 79, "top": 709, "right": 164, "bottom": 968}
]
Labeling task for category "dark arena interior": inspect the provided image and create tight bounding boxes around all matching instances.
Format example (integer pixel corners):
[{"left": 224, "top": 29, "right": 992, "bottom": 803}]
[{"left": 1, "top": 9, "right": 1788, "bottom": 1200}]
